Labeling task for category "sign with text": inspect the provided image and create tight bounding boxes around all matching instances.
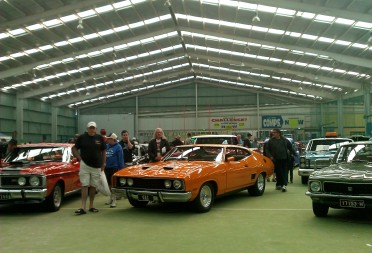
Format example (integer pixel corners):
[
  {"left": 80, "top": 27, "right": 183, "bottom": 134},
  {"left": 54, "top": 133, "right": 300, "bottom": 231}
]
[
  {"left": 210, "top": 117, "right": 247, "bottom": 130},
  {"left": 262, "top": 115, "right": 304, "bottom": 129}
]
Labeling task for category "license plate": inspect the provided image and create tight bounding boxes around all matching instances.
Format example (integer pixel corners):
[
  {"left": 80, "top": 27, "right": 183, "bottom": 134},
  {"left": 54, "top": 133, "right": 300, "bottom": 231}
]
[
  {"left": 340, "top": 199, "right": 365, "bottom": 208},
  {"left": 0, "top": 193, "right": 11, "bottom": 200},
  {"left": 138, "top": 195, "right": 153, "bottom": 201}
]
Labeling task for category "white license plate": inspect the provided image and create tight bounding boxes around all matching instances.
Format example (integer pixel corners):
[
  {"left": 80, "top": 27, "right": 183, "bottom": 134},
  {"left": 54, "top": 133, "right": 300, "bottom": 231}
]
[
  {"left": 340, "top": 199, "right": 365, "bottom": 208},
  {"left": 138, "top": 195, "right": 153, "bottom": 201},
  {"left": 0, "top": 193, "right": 11, "bottom": 200}
]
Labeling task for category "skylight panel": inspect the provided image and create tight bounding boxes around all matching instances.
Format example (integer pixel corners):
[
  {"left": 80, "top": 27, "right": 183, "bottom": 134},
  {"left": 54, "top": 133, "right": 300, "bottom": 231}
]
[
  {"left": 276, "top": 8, "right": 296, "bottom": 17},
  {"left": 95, "top": 5, "right": 114, "bottom": 13},
  {"left": 314, "top": 14, "right": 335, "bottom": 23},
  {"left": 301, "top": 34, "right": 318, "bottom": 40},
  {"left": 27, "top": 24, "right": 43, "bottom": 31},
  {"left": 297, "top": 12, "right": 316, "bottom": 19},
  {"left": 237, "top": 2, "right": 257, "bottom": 11},
  {"left": 60, "top": 14, "right": 78, "bottom": 22},
  {"left": 54, "top": 41, "right": 69, "bottom": 47},
  {"left": 268, "top": 28, "right": 284, "bottom": 35},
  {"left": 9, "top": 28, "right": 26, "bottom": 36},
  {"left": 354, "top": 21, "right": 372, "bottom": 30},
  {"left": 78, "top": 10, "right": 96, "bottom": 18},
  {"left": 335, "top": 18, "right": 354, "bottom": 25},
  {"left": 39, "top": 45, "right": 53, "bottom": 50},
  {"left": 351, "top": 43, "right": 367, "bottom": 49},
  {"left": 43, "top": 19, "right": 61, "bottom": 28},
  {"left": 334, "top": 40, "right": 351, "bottom": 46},
  {"left": 257, "top": 5, "right": 276, "bottom": 13},
  {"left": 318, "top": 37, "right": 334, "bottom": 43}
]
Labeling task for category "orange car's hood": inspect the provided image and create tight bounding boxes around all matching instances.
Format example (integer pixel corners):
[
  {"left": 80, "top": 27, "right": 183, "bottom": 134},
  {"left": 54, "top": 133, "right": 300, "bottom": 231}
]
[{"left": 119, "top": 161, "right": 220, "bottom": 178}]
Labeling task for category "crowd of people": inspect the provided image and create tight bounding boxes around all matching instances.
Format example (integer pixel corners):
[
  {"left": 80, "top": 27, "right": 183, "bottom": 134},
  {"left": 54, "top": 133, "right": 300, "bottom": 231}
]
[{"left": 0, "top": 122, "right": 297, "bottom": 214}]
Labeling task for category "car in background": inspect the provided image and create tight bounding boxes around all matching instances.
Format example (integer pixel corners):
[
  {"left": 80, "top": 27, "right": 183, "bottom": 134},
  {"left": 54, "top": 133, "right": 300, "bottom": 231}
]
[
  {"left": 132, "top": 143, "right": 149, "bottom": 165},
  {"left": 112, "top": 144, "right": 274, "bottom": 213},
  {"left": 0, "top": 143, "right": 80, "bottom": 211},
  {"left": 306, "top": 141, "right": 372, "bottom": 217},
  {"left": 191, "top": 135, "right": 239, "bottom": 145},
  {"left": 298, "top": 137, "right": 353, "bottom": 184}
]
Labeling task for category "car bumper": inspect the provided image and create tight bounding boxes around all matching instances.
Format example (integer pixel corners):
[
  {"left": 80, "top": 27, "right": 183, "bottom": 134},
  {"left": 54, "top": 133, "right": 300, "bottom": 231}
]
[
  {"left": 112, "top": 188, "right": 192, "bottom": 202},
  {"left": 0, "top": 188, "right": 47, "bottom": 203},
  {"left": 306, "top": 191, "right": 372, "bottom": 208},
  {"left": 298, "top": 168, "right": 314, "bottom": 177}
]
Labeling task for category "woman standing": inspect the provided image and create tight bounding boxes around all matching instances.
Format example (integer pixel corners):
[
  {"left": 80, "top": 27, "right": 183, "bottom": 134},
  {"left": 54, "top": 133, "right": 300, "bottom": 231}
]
[{"left": 147, "top": 128, "right": 171, "bottom": 162}]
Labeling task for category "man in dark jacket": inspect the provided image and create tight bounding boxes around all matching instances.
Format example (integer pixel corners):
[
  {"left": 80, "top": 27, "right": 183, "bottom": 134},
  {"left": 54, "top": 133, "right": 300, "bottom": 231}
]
[
  {"left": 265, "top": 128, "right": 295, "bottom": 193},
  {"left": 119, "top": 130, "right": 135, "bottom": 166}
]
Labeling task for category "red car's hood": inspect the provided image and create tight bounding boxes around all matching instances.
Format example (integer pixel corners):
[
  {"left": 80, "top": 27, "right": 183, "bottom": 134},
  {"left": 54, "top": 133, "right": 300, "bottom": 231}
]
[
  {"left": 0, "top": 162, "right": 59, "bottom": 175},
  {"left": 119, "top": 161, "right": 221, "bottom": 178}
]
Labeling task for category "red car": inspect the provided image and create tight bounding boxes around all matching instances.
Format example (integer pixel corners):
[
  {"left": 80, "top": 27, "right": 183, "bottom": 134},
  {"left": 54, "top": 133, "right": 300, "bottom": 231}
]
[{"left": 0, "top": 143, "right": 80, "bottom": 211}]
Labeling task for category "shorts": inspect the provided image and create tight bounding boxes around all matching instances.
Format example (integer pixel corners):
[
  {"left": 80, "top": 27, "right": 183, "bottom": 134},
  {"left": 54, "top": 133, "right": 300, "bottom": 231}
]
[{"left": 79, "top": 160, "right": 100, "bottom": 188}]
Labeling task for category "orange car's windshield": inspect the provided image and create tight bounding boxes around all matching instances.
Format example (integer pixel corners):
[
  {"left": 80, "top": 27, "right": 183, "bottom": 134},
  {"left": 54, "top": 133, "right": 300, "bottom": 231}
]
[{"left": 163, "top": 146, "right": 224, "bottom": 162}]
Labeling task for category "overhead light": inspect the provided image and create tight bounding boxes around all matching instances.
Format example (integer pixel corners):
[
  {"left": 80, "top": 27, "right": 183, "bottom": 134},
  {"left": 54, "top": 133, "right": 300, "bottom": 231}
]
[
  {"left": 77, "top": 19, "right": 84, "bottom": 30},
  {"left": 164, "top": 0, "right": 171, "bottom": 7},
  {"left": 252, "top": 12, "right": 260, "bottom": 22}
]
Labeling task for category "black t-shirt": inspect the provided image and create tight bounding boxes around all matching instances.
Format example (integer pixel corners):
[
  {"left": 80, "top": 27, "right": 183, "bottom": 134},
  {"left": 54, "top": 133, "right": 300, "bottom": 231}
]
[
  {"left": 119, "top": 140, "right": 135, "bottom": 163},
  {"left": 74, "top": 132, "right": 106, "bottom": 168}
]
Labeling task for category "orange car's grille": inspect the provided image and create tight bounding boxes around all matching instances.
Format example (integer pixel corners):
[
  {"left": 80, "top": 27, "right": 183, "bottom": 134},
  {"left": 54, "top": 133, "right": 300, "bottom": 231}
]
[{"left": 131, "top": 178, "right": 165, "bottom": 189}]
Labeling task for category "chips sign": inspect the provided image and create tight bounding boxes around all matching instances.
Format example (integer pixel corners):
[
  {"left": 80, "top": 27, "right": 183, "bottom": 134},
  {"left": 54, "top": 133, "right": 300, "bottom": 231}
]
[{"left": 262, "top": 115, "right": 304, "bottom": 129}]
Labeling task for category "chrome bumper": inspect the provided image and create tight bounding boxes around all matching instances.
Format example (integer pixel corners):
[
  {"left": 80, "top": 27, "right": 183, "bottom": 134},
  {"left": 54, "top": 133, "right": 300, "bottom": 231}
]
[
  {"left": 306, "top": 191, "right": 372, "bottom": 200},
  {"left": 0, "top": 188, "right": 47, "bottom": 202},
  {"left": 112, "top": 188, "right": 192, "bottom": 202},
  {"left": 298, "top": 168, "right": 314, "bottom": 176}
]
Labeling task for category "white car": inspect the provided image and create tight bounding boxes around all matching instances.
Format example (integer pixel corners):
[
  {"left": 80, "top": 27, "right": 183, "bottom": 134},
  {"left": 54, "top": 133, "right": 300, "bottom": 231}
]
[{"left": 191, "top": 135, "right": 239, "bottom": 145}]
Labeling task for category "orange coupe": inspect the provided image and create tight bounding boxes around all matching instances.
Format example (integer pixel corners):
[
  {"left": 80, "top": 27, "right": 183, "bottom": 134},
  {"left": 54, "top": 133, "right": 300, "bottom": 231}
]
[{"left": 112, "top": 144, "right": 274, "bottom": 212}]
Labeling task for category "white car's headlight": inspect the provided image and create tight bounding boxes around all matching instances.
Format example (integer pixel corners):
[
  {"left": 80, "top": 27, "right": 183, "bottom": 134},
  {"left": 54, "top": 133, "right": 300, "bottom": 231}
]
[
  {"left": 309, "top": 181, "right": 321, "bottom": 192},
  {"left": 119, "top": 178, "right": 127, "bottom": 186},
  {"left": 29, "top": 176, "right": 40, "bottom": 186},
  {"left": 18, "top": 177, "right": 26, "bottom": 186},
  {"left": 173, "top": 180, "right": 182, "bottom": 189},
  {"left": 164, "top": 180, "right": 172, "bottom": 189}
]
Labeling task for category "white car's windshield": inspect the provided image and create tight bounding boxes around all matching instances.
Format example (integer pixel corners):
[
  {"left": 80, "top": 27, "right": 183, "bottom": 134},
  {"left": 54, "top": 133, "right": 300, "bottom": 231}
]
[
  {"left": 333, "top": 144, "right": 372, "bottom": 163},
  {"left": 5, "top": 147, "right": 68, "bottom": 163}
]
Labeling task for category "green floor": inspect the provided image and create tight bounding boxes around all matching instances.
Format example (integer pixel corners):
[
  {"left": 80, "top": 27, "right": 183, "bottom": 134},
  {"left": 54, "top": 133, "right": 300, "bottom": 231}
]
[{"left": 1, "top": 169, "right": 372, "bottom": 253}]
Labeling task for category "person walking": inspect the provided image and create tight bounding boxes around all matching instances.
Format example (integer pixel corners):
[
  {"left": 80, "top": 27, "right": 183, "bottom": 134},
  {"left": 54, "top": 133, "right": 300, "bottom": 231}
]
[
  {"left": 147, "top": 128, "right": 171, "bottom": 162},
  {"left": 264, "top": 128, "right": 294, "bottom": 192},
  {"left": 72, "top": 121, "right": 106, "bottom": 215},
  {"left": 119, "top": 130, "right": 135, "bottom": 167},
  {"left": 104, "top": 133, "right": 124, "bottom": 208}
]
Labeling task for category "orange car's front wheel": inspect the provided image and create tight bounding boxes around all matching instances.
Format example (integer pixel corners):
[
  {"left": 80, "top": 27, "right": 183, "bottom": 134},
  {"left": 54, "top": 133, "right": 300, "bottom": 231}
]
[{"left": 192, "top": 182, "right": 214, "bottom": 213}]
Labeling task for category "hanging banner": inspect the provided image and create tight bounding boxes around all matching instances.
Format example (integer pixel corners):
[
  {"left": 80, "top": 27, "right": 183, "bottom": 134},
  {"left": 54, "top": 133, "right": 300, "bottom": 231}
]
[
  {"left": 210, "top": 117, "right": 247, "bottom": 130},
  {"left": 262, "top": 115, "right": 304, "bottom": 129}
]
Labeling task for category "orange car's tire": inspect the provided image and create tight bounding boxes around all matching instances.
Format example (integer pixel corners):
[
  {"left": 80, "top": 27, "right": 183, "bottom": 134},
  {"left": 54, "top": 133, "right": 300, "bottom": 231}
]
[
  {"left": 312, "top": 202, "right": 329, "bottom": 217},
  {"left": 44, "top": 183, "right": 63, "bottom": 212},
  {"left": 192, "top": 182, "right": 214, "bottom": 213},
  {"left": 248, "top": 173, "right": 266, "bottom": 196}
]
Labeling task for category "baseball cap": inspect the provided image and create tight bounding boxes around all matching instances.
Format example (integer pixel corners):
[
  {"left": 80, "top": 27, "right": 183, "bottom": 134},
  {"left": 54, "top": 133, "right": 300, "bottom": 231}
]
[
  {"left": 86, "top": 121, "right": 97, "bottom": 128},
  {"left": 247, "top": 132, "right": 252, "bottom": 137},
  {"left": 107, "top": 133, "right": 118, "bottom": 140},
  {"left": 100, "top": 129, "right": 106, "bottom": 135}
]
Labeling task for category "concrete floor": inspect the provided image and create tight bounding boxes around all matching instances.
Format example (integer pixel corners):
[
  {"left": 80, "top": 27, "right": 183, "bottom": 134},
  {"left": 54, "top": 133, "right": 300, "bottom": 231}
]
[{"left": 1, "top": 168, "right": 372, "bottom": 253}]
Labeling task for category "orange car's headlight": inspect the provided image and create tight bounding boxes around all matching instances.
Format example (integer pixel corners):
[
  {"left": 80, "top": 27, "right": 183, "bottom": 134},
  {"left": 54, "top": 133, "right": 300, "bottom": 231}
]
[{"left": 173, "top": 180, "right": 182, "bottom": 189}]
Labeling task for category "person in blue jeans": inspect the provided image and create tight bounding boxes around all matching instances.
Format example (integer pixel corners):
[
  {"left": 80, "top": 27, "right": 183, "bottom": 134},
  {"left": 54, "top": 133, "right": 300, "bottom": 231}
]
[{"left": 105, "top": 133, "right": 124, "bottom": 207}]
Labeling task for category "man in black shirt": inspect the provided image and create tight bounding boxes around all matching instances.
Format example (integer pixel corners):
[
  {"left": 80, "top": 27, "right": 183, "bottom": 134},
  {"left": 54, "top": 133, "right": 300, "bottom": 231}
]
[
  {"left": 72, "top": 121, "right": 106, "bottom": 215},
  {"left": 119, "top": 130, "right": 135, "bottom": 166}
]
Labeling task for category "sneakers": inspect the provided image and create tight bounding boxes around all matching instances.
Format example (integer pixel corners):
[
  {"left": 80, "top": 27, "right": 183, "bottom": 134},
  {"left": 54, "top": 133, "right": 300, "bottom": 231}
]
[
  {"left": 275, "top": 186, "right": 282, "bottom": 190},
  {"left": 282, "top": 185, "right": 287, "bottom": 192},
  {"left": 105, "top": 197, "right": 112, "bottom": 205},
  {"left": 110, "top": 198, "right": 117, "bottom": 208}
]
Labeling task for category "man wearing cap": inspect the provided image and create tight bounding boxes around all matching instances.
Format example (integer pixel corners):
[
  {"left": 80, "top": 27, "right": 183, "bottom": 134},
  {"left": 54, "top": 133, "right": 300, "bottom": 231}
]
[
  {"left": 104, "top": 133, "right": 124, "bottom": 208},
  {"left": 72, "top": 121, "right": 106, "bottom": 215},
  {"left": 243, "top": 133, "right": 253, "bottom": 148}
]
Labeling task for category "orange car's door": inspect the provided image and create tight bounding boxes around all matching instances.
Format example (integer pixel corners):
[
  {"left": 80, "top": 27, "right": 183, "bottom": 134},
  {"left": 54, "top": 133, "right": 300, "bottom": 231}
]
[{"left": 225, "top": 147, "right": 252, "bottom": 191}]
